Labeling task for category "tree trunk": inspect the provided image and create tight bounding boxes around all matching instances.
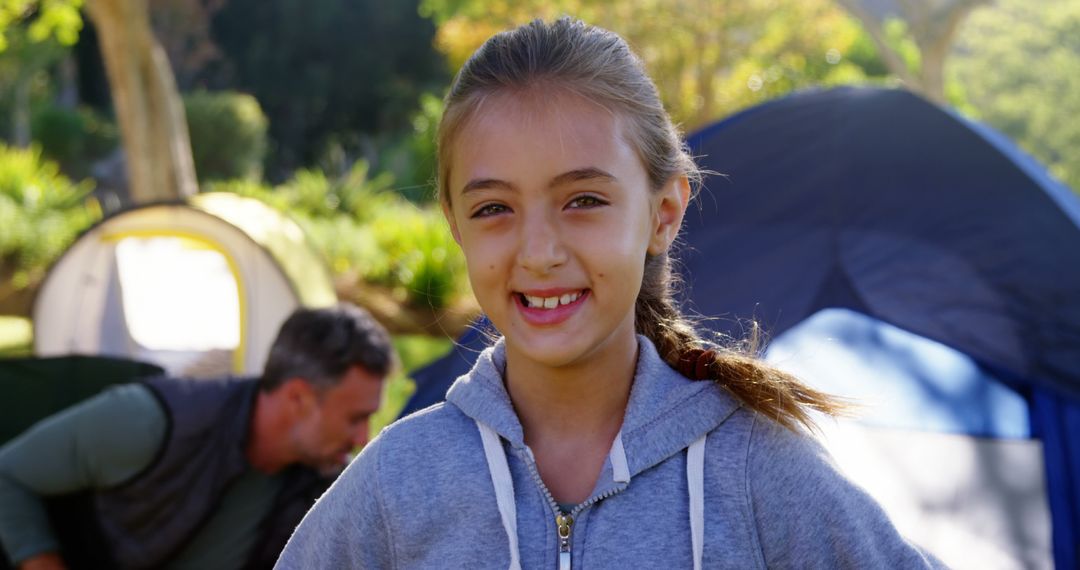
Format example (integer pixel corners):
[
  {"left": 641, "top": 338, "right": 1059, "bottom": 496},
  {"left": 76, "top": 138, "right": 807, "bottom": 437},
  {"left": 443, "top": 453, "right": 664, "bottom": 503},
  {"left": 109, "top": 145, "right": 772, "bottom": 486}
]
[
  {"left": 12, "top": 75, "right": 31, "bottom": 147},
  {"left": 84, "top": 0, "right": 197, "bottom": 203},
  {"left": 836, "top": 0, "right": 990, "bottom": 105},
  {"left": 56, "top": 54, "right": 79, "bottom": 109}
]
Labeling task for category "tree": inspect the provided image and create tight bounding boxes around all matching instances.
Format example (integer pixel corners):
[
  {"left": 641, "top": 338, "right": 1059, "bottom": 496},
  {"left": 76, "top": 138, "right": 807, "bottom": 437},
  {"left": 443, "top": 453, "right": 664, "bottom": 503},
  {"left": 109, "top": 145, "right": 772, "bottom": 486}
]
[
  {"left": 148, "top": 0, "right": 225, "bottom": 90},
  {"left": 205, "top": 0, "right": 447, "bottom": 178},
  {"left": 834, "top": 0, "right": 989, "bottom": 104},
  {"left": 950, "top": 0, "right": 1080, "bottom": 193},
  {"left": 421, "top": 0, "right": 884, "bottom": 130},
  {"left": 0, "top": 26, "right": 66, "bottom": 147},
  {"left": 1, "top": 0, "right": 197, "bottom": 203},
  {"left": 84, "top": 0, "right": 196, "bottom": 201}
]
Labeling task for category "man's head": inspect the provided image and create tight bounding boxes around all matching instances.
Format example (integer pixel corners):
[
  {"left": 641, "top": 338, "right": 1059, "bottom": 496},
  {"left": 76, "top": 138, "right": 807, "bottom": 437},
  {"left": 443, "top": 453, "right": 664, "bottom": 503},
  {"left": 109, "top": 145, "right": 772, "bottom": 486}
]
[{"left": 260, "top": 303, "right": 394, "bottom": 472}]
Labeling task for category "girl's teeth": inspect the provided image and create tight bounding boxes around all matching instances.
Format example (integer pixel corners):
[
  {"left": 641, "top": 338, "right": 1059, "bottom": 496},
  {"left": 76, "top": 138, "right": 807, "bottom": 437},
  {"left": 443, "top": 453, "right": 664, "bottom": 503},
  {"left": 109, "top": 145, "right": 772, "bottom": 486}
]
[{"left": 524, "top": 291, "right": 582, "bottom": 309}]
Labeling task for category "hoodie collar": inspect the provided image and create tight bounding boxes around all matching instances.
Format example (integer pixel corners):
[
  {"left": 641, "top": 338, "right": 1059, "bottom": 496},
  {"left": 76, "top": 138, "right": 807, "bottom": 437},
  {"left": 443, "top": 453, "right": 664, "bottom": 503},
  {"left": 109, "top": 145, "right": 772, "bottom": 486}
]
[{"left": 445, "top": 335, "right": 741, "bottom": 478}]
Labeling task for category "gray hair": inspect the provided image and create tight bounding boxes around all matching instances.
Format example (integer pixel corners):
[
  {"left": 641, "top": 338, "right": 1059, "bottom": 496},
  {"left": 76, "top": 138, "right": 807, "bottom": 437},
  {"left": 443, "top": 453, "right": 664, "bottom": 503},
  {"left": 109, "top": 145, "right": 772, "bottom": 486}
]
[{"left": 260, "top": 303, "right": 394, "bottom": 392}]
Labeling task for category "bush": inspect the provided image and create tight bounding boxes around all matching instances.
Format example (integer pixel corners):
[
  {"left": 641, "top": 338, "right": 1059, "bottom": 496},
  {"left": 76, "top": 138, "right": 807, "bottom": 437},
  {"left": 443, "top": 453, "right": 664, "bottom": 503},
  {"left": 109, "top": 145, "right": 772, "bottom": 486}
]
[
  {"left": 31, "top": 106, "right": 119, "bottom": 178},
  {"left": 185, "top": 90, "right": 268, "bottom": 182},
  {"left": 366, "top": 202, "right": 462, "bottom": 310},
  {"left": 205, "top": 162, "right": 467, "bottom": 310},
  {"left": 0, "top": 144, "right": 99, "bottom": 287}
]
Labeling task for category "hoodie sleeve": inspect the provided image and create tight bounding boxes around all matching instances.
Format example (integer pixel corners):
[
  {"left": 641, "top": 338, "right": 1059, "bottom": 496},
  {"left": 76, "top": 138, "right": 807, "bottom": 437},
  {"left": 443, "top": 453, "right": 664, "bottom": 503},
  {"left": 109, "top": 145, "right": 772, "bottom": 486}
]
[
  {"left": 745, "top": 415, "right": 945, "bottom": 569},
  {"left": 275, "top": 431, "right": 395, "bottom": 569}
]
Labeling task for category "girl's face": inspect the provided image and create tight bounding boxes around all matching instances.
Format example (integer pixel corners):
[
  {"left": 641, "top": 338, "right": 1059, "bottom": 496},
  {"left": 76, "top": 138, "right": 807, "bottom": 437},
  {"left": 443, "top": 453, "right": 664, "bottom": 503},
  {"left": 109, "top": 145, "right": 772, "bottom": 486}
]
[{"left": 444, "top": 89, "right": 687, "bottom": 372}]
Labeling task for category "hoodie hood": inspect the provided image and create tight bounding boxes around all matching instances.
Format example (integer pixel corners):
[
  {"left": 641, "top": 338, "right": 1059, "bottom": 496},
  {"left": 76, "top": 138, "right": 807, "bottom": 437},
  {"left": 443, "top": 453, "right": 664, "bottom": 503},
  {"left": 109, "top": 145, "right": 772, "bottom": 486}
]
[{"left": 445, "top": 335, "right": 741, "bottom": 479}]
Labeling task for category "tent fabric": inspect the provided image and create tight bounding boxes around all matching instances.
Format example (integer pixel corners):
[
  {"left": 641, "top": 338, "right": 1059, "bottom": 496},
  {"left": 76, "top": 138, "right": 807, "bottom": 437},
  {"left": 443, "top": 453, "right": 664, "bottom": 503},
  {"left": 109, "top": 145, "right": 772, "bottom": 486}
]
[
  {"left": 188, "top": 193, "right": 337, "bottom": 308},
  {"left": 1031, "top": 390, "right": 1080, "bottom": 568},
  {"left": 402, "top": 317, "right": 494, "bottom": 417},
  {"left": 764, "top": 308, "right": 1030, "bottom": 439},
  {"left": 401, "top": 87, "right": 1080, "bottom": 568},
  {"left": 810, "top": 419, "right": 1051, "bottom": 568},
  {"left": 0, "top": 356, "right": 163, "bottom": 445},
  {"left": 678, "top": 86, "right": 1080, "bottom": 402},
  {"left": 32, "top": 193, "right": 336, "bottom": 377},
  {"left": 677, "top": 87, "right": 1079, "bottom": 570}
]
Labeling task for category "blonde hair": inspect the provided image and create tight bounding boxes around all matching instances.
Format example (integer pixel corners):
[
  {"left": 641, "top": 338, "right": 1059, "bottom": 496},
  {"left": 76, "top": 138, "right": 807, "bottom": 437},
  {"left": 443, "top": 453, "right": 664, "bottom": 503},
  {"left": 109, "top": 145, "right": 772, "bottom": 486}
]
[{"left": 438, "top": 18, "right": 842, "bottom": 431}]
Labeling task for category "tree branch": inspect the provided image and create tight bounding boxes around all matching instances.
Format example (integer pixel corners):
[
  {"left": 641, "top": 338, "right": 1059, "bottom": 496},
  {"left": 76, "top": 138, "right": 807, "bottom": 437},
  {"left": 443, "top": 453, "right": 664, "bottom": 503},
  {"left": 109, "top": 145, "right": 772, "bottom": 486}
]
[{"left": 835, "top": 0, "right": 922, "bottom": 90}]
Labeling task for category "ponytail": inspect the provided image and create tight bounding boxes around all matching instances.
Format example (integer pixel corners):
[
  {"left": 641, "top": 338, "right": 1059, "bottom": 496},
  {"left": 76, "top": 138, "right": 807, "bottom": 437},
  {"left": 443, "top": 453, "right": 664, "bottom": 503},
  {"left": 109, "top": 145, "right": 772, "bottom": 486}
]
[{"left": 636, "top": 253, "right": 845, "bottom": 432}]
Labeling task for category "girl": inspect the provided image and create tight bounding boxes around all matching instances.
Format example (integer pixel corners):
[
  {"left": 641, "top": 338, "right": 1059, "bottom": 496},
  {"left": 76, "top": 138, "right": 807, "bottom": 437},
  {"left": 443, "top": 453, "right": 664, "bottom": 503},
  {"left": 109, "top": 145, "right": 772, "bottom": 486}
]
[{"left": 277, "top": 18, "right": 942, "bottom": 569}]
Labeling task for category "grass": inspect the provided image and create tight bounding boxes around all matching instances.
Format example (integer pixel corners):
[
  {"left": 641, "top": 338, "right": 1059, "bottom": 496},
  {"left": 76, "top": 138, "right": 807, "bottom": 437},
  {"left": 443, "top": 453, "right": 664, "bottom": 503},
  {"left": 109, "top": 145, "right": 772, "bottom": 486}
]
[
  {"left": 369, "top": 334, "right": 454, "bottom": 436},
  {"left": 0, "top": 316, "right": 31, "bottom": 357}
]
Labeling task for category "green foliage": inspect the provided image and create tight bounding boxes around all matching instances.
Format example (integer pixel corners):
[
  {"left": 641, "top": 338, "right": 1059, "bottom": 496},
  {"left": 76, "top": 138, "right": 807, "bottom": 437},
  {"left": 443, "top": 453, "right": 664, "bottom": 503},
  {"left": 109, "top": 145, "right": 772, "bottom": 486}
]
[
  {"left": 184, "top": 90, "right": 268, "bottom": 182},
  {"left": 204, "top": 0, "right": 448, "bottom": 177},
  {"left": 366, "top": 203, "right": 460, "bottom": 310},
  {"left": 0, "top": 0, "right": 83, "bottom": 52},
  {"left": 278, "top": 161, "right": 396, "bottom": 222},
  {"left": 0, "top": 143, "right": 98, "bottom": 287},
  {"left": 369, "top": 334, "right": 453, "bottom": 435},
  {"left": 881, "top": 18, "right": 921, "bottom": 76},
  {"left": 379, "top": 91, "right": 443, "bottom": 202},
  {"left": 951, "top": 0, "right": 1080, "bottom": 193},
  {"left": 419, "top": 0, "right": 885, "bottom": 130},
  {"left": 206, "top": 163, "right": 467, "bottom": 310},
  {"left": 31, "top": 105, "right": 118, "bottom": 177},
  {"left": 0, "top": 315, "right": 31, "bottom": 357},
  {"left": 0, "top": 19, "right": 70, "bottom": 145}
]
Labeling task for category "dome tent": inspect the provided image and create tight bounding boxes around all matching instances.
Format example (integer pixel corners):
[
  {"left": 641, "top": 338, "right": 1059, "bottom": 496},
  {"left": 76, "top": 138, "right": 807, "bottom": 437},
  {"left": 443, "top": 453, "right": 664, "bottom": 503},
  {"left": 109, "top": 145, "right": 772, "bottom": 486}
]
[
  {"left": 400, "top": 87, "right": 1080, "bottom": 569},
  {"left": 33, "top": 192, "right": 336, "bottom": 378}
]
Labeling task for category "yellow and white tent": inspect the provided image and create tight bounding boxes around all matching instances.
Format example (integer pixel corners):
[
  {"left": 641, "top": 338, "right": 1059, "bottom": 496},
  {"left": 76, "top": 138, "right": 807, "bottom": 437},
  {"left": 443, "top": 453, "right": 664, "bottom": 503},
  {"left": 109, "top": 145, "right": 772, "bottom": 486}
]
[{"left": 33, "top": 193, "right": 336, "bottom": 378}]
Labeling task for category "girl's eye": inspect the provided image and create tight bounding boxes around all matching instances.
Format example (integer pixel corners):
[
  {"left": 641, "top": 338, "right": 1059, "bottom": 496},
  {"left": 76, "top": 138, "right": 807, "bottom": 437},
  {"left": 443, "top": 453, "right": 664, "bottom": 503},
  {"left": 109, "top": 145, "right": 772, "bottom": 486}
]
[
  {"left": 567, "top": 195, "right": 607, "bottom": 209},
  {"left": 471, "top": 203, "right": 509, "bottom": 218}
]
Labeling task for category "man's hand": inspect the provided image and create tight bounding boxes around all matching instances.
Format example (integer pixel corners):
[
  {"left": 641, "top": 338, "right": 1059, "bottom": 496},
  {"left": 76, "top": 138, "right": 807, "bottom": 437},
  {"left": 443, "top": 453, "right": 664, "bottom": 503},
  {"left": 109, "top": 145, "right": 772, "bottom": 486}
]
[{"left": 17, "top": 552, "right": 67, "bottom": 570}]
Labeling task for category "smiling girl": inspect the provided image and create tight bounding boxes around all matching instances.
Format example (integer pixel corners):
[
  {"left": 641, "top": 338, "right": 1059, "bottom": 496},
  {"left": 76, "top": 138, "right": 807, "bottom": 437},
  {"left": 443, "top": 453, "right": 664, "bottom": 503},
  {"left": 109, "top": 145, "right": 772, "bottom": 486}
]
[{"left": 277, "top": 18, "right": 941, "bottom": 569}]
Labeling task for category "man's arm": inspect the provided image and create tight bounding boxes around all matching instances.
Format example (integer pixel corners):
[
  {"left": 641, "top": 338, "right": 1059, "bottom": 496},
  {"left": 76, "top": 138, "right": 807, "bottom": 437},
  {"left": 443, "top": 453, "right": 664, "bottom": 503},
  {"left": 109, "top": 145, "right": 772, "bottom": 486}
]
[{"left": 0, "top": 384, "right": 167, "bottom": 567}]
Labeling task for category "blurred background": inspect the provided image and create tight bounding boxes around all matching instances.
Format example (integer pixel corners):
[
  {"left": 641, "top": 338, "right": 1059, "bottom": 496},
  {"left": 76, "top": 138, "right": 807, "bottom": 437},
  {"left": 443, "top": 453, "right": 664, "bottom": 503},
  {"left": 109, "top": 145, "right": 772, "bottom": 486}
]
[{"left": 0, "top": 1, "right": 1078, "bottom": 568}]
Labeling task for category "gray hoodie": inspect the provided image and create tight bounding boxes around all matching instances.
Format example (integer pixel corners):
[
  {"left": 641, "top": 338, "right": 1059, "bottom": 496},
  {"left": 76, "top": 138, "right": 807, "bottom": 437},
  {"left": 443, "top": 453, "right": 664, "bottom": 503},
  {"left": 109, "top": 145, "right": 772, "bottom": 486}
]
[{"left": 276, "top": 337, "right": 942, "bottom": 569}]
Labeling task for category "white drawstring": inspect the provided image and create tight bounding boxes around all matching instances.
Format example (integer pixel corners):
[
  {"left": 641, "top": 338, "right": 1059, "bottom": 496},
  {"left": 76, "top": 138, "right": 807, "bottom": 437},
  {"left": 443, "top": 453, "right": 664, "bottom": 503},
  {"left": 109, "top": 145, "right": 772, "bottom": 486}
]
[
  {"left": 478, "top": 421, "right": 522, "bottom": 570},
  {"left": 478, "top": 419, "right": 706, "bottom": 570},
  {"left": 610, "top": 430, "right": 630, "bottom": 483},
  {"left": 688, "top": 435, "right": 707, "bottom": 570}
]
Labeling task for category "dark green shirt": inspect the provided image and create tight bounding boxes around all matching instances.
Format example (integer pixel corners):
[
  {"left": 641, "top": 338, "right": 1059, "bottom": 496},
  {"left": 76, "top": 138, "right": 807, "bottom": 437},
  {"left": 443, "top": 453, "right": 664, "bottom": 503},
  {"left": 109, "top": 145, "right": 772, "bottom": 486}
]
[{"left": 0, "top": 384, "right": 282, "bottom": 568}]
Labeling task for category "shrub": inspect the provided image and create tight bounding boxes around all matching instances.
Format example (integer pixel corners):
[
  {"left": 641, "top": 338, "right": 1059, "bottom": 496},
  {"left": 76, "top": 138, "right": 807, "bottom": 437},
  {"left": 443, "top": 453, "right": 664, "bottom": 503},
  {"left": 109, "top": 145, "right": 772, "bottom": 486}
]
[
  {"left": 0, "top": 144, "right": 99, "bottom": 287},
  {"left": 205, "top": 162, "right": 467, "bottom": 310},
  {"left": 185, "top": 90, "right": 268, "bottom": 182},
  {"left": 367, "top": 202, "right": 462, "bottom": 310},
  {"left": 31, "top": 105, "right": 119, "bottom": 178},
  {"left": 276, "top": 161, "right": 398, "bottom": 222}
]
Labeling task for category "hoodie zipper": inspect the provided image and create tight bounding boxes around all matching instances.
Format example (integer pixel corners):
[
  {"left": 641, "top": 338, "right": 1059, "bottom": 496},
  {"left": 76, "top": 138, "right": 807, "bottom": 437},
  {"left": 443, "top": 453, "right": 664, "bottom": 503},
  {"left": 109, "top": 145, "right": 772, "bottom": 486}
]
[
  {"left": 557, "top": 513, "right": 573, "bottom": 570},
  {"left": 520, "top": 447, "right": 629, "bottom": 570}
]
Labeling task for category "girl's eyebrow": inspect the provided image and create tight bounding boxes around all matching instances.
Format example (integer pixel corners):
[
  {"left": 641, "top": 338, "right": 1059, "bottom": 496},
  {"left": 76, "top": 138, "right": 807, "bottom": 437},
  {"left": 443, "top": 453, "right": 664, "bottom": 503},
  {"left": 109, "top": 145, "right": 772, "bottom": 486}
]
[
  {"left": 460, "top": 178, "right": 515, "bottom": 195},
  {"left": 460, "top": 167, "right": 616, "bottom": 196},
  {"left": 549, "top": 167, "right": 616, "bottom": 188}
]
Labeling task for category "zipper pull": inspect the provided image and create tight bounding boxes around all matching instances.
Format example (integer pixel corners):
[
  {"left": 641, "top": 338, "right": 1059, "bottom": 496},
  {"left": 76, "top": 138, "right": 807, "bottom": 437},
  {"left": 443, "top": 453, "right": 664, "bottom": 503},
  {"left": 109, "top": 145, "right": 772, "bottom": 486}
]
[{"left": 556, "top": 513, "right": 573, "bottom": 570}]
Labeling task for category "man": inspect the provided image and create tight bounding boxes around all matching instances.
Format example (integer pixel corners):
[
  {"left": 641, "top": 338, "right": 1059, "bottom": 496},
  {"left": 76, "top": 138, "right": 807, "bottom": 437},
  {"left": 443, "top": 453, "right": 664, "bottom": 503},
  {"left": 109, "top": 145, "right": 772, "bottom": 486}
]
[{"left": 0, "top": 303, "right": 394, "bottom": 570}]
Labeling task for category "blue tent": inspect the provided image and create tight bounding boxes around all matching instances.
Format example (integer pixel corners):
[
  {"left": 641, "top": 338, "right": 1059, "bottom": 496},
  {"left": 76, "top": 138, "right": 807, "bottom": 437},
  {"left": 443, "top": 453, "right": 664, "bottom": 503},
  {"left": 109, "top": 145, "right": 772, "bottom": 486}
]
[{"left": 401, "top": 87, "right": 1080, "bottom": 568}]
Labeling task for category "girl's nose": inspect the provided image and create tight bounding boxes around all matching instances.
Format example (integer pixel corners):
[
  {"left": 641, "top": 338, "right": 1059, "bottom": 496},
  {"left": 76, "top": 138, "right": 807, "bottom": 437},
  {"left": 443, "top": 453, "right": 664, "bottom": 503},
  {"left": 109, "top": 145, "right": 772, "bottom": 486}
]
[{"left": 517, "top": 212, "right": 567, "bottom": 274}]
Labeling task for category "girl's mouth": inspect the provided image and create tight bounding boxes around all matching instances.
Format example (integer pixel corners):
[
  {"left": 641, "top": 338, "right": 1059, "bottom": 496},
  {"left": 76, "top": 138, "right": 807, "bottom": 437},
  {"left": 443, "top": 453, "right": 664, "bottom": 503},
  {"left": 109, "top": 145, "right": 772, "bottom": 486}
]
[
  {"left": 514, "top": 289, "right": 590, "bottom": 325},
  {"left": 518, "top": 290, "right": 585, "bottom": 309}
]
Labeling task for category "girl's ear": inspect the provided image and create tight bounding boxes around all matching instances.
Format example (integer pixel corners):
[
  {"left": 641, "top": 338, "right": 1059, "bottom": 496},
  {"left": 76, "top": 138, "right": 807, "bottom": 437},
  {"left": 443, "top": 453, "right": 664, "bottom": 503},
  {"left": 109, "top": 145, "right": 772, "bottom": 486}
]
[
  {"left": 442, "top": 201, "right": 463, "bottom": 245},
  {"left": 648, "top": 175, "right": 691, "bottom": 255}
]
